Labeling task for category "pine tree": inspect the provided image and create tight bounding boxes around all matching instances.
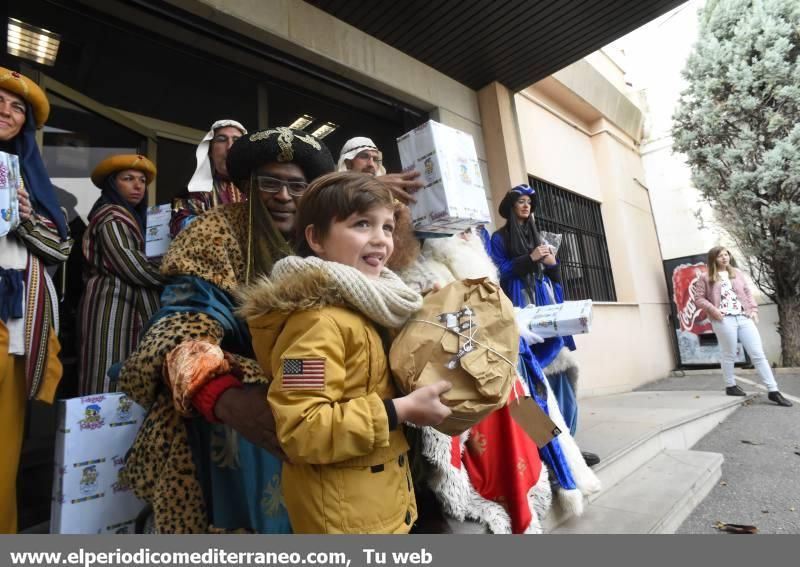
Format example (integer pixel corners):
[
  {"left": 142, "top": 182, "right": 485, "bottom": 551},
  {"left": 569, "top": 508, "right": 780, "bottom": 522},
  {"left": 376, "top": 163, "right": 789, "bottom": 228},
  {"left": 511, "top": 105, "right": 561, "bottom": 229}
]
[{"left": 673, "top": 0, "right": 800, "bottom": 365}]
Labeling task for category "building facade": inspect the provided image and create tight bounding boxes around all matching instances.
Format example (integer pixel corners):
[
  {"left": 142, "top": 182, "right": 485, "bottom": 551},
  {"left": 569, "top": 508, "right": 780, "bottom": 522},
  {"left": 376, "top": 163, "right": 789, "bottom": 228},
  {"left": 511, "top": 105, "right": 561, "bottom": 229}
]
[
  {"left": 2, "top": 0, "right": 684, "bottom": 529},
  {"left": 609, "top": 0, "right": 782, "bottom": 365}
]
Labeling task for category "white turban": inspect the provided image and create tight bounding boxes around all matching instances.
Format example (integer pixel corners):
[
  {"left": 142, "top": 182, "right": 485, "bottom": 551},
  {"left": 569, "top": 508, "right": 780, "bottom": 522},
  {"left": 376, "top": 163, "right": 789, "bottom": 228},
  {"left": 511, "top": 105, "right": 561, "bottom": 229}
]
[
  {"left": 336, "top": 136, "right": 386, "bottom": 176},
  {"left": 187, "top": 119, "right": 248, "bottom": 192}
]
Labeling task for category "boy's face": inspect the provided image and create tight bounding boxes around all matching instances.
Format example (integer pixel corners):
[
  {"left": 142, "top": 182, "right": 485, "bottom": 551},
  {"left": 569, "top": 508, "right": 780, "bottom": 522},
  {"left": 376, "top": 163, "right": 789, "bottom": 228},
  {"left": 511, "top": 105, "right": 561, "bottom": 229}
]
[{"left": 306, "top": 206, "right": 395, "bottom": 279}]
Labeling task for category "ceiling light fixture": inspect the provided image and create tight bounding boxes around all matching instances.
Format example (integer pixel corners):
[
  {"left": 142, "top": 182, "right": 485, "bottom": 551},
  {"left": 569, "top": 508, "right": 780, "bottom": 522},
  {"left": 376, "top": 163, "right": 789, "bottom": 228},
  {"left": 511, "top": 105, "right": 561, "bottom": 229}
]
[
  {"left": 310, "top": 122, "right": 338, "bottom": 139},
  {"left": 7, "top": 18, "right": 61, "bottom": 66},
  {"left": 288, "top": 114, "right": 315, "bottom": 130}
]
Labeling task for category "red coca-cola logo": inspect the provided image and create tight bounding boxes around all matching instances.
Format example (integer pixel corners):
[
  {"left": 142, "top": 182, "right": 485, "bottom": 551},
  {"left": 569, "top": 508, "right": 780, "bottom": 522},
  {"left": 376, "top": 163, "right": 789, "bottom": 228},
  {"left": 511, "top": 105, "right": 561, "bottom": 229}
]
[{"left": 672, "top": 263, "right": 712, "bottom": 334}]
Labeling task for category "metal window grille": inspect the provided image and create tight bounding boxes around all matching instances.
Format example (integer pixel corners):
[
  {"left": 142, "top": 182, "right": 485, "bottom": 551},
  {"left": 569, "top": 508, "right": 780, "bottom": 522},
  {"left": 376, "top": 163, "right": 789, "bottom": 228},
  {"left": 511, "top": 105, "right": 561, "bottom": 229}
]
[{"left": 529, "top": 177, "right": 617, "bottom": 302}]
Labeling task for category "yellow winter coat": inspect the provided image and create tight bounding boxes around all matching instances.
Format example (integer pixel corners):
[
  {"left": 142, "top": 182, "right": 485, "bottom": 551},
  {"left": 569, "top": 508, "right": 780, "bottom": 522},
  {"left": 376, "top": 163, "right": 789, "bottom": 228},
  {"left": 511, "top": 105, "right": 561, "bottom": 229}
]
[{"left": 240, "top": 266, "right": 417, "bottom": 534}]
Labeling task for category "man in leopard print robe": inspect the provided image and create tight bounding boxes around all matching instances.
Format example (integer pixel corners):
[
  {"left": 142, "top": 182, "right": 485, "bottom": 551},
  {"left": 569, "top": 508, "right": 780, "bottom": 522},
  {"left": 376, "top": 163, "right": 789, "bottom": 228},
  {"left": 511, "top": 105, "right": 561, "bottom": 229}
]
[{"left": 119, "top": 127, "right": 334, "bottom": 532}]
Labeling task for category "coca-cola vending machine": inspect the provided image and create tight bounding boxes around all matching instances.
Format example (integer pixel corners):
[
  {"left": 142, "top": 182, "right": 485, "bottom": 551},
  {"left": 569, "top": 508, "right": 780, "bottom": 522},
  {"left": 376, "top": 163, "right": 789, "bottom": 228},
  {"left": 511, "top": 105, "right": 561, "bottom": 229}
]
[{"left": 664, "top": 255, "right": 746, "bottom": 367}]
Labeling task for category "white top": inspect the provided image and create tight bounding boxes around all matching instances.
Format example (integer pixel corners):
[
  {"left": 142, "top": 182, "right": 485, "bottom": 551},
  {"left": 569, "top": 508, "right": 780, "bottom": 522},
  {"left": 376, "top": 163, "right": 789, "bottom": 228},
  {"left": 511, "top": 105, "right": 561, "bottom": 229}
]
[{"left": 718, "top": 271, "right": 743, "bottom": 315}]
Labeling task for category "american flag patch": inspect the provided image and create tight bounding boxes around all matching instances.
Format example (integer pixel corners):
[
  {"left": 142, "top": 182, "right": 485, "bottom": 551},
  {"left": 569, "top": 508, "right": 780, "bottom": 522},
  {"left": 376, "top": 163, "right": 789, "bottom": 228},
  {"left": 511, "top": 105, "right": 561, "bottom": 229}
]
[{"left": 281, "top": 358, "right": 325, "bottom": 390}]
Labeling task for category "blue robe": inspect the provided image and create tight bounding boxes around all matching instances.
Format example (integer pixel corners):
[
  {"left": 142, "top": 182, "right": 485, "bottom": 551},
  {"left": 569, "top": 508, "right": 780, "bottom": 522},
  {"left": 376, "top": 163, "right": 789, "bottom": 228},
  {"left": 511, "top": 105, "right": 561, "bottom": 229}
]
[
  {"left": 489, "top": 229, "right": 578, "bottom": 435},
  {"left": 147, "top": 276, "right": 291, "bottom": 533}
]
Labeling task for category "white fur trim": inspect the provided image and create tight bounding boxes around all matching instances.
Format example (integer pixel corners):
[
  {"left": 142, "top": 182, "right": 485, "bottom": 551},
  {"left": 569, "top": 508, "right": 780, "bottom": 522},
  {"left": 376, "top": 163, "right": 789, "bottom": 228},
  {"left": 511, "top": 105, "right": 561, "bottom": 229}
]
[
  {"left": 525, "top": 466, "right": 551, "bottom": 534},
  {"left": 423, "top": 234, "right": 499, "bottom": 283},
  {"left": 557, "top": 488, "right": 585, "bottom": 517},
  {"left": 542, "top": 375, "right": 602, "bottom": 498},
  {"left": 543, "top": 347, "right": 578, "bottom": 377},
  {"left": 421, "top": 424, "right": 549, "bottom": 534},
  {"left": 397, "top": 232, "right": 498, "bottom": 295}
]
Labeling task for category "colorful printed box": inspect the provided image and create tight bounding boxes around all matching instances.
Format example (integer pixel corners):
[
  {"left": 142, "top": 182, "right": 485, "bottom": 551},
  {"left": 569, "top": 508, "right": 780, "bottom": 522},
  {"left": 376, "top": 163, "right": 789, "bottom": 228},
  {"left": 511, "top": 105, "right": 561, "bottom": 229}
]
[
  {"left": 397, "top": 120, "right": 491, "bottom": 234},
  {"left": 50, "top": 392, "right": 147, "bottom": 534},
  {"left": 0, "top": 151, "right": 21, "bottom": 237}
]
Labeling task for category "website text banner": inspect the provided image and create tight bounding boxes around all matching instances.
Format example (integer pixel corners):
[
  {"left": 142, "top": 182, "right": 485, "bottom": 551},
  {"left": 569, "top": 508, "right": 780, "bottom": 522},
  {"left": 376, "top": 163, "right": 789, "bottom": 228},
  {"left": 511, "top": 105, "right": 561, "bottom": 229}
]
[{"left": 0, "top": 535, "right": 787, "bottom": 567}]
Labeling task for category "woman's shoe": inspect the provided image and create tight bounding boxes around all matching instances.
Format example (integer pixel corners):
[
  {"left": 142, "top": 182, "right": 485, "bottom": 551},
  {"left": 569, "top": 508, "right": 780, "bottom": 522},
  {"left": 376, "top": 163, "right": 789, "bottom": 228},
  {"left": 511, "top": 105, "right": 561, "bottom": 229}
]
[
  {"left": 725, "top": 385, "right": 746, "bottom": 396},
  {"left": 767, "top": 391, "right": 793, "bottom": 407}
]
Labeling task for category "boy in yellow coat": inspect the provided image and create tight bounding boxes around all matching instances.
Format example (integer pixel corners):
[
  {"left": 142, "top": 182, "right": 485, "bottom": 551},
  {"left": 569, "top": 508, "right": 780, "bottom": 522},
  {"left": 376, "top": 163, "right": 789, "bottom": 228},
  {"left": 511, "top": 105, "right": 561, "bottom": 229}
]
[{"left": 240, "top": 172, "right": 451, "bottom": 533}]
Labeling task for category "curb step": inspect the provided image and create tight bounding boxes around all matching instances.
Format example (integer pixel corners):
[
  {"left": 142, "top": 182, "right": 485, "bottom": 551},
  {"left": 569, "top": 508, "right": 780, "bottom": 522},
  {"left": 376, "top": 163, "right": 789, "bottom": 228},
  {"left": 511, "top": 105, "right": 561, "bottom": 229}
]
[
  {"left": 543, "top": 391, "right": 753, "bottom": 532},
  {"left": 549, "top": 449, "right": 723, "bottom": 534},
  {"left": 445, "top": 390, "right": 750, "bottom": 534}
]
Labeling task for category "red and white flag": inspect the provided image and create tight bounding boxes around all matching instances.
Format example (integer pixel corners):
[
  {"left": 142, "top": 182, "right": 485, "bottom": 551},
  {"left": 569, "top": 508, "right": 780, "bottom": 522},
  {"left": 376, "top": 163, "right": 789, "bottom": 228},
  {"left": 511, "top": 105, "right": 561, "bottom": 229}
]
[{"left": 281, "top": 358, "right": 325, "bottom": 390}]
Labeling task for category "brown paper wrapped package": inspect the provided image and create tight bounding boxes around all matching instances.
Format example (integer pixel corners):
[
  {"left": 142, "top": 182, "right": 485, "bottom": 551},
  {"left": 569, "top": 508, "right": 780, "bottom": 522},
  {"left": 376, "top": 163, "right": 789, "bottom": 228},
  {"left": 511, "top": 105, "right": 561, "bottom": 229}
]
[{"left": 390, "top": 278, "right": 519, "bottom": 435}]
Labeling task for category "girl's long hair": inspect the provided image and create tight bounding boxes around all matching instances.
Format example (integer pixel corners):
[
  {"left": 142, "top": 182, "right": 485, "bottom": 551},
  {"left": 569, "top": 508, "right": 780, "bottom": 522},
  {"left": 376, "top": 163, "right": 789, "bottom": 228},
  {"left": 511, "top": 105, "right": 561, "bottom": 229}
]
[{"left": 707, "top": 246, "right": 737, "bottom": 282}]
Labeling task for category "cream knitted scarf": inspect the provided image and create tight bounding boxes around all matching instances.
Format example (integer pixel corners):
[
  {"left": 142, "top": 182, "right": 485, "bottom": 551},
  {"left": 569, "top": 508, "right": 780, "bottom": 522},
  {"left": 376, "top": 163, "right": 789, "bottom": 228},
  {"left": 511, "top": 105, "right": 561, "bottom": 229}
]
[{"left": 271, "top": 256, "right": 423, "bottom": 329}]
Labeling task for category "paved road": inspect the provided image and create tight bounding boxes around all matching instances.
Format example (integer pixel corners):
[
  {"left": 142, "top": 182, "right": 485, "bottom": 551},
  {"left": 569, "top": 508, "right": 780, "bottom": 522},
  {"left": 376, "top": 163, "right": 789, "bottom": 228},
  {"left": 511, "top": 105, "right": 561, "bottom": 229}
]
[{"left": 639, "top": 371, "right": 800, "bottom": 534}]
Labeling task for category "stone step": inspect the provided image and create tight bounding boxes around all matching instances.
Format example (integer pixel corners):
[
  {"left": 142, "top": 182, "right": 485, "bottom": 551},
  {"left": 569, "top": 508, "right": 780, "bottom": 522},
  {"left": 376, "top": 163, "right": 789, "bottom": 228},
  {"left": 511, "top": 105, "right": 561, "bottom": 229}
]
[
  {"left": 549, "top": 449, "right": 723, "bottom": 534},
  {"left": 543, "top": 390, "right": 752, "bottom": 531}
]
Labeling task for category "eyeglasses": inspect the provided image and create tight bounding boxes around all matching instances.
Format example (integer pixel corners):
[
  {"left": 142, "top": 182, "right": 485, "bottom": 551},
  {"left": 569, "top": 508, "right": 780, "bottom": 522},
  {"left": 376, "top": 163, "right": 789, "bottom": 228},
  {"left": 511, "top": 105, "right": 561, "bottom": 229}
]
[
  {"left": 256, "top": 175, "right": 308, "bottom": 197},
  {"left": 354, "top": 151, "right": 382, "bottom": 166},
  {"left": 212, "top": 134, "right": 241, "bottom": 144}
]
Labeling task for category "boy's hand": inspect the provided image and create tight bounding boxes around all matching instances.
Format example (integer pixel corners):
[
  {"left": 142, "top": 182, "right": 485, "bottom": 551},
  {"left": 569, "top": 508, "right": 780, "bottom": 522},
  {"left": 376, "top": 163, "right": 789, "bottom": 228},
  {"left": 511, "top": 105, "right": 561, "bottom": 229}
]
[{"left": 394, "top": 381, "right": 452, "bottom": 426}]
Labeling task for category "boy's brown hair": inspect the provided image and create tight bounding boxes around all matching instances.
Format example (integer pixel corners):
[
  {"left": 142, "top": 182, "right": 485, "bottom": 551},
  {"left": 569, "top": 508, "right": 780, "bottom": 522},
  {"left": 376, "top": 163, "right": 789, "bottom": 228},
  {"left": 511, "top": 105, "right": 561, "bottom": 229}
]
[{"left": 295, "top": 171, "right": 396, "bottom": 258}]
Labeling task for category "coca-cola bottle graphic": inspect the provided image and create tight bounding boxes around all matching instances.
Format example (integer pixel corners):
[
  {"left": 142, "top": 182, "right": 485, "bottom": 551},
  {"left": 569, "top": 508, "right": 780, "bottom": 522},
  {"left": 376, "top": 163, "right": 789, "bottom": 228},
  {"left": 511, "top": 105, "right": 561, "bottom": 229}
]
[{"left": 672, "top": 263, "right": 712, "bottom": 335}]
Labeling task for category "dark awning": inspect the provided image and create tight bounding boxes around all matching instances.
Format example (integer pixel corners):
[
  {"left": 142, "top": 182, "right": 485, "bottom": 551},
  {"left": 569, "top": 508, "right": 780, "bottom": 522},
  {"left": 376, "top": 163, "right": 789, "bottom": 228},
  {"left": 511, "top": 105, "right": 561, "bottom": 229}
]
[{"left": 304, "top": 0, "right": 686, "bottom": 91}]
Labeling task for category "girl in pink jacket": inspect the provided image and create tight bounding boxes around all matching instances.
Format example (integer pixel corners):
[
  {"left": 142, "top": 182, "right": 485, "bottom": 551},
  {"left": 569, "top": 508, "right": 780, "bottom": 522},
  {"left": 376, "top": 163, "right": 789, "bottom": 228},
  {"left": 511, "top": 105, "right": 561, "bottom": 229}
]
[{"left": 694, "top": 247, "right": 791, "bottom": 406}]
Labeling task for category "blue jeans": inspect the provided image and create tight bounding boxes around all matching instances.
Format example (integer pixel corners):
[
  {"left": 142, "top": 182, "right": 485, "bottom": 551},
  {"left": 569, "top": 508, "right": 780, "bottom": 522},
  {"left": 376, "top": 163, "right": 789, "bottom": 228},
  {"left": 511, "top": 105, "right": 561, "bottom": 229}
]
[{"left": 711, "top": 315, "right": 778, "bottom": 392}]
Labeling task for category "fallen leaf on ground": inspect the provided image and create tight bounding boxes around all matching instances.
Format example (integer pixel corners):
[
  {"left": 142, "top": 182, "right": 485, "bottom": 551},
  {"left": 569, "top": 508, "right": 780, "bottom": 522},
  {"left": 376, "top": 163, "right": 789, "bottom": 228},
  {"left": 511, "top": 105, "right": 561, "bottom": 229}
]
[
  {"left": 713, "top": 521, "right": 758, "bottom": 534},
  {"left": 740, "top": 440, "right": 762, "bottom": 445}
]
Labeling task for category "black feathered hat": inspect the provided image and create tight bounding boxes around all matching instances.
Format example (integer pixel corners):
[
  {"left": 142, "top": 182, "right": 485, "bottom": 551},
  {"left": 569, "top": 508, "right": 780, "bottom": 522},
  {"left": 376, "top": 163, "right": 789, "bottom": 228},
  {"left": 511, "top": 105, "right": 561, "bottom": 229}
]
[{"left": 227, "top": 126, "right": 335, "bottom": 185}]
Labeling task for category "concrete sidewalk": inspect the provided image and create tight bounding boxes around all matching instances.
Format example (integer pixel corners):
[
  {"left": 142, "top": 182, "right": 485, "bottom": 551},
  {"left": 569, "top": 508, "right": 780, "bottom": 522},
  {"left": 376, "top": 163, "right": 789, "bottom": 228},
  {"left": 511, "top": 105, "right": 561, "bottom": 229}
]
[{"left": 636, "top": 370, "right": 800, "bottom": 534}]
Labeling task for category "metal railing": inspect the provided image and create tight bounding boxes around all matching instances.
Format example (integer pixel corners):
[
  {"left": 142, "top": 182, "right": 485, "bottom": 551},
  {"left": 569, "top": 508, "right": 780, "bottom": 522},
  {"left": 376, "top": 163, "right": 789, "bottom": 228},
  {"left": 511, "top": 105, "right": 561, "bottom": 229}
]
[{"left": 530, "top": 176, "right": 617, "bottom": 302}]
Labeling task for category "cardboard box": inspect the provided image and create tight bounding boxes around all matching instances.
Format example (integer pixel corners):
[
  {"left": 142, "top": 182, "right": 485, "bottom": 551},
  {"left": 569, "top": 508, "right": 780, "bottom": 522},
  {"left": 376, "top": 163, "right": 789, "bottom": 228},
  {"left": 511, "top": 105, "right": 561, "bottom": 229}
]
[
  {"left": 508, "top": 395, "right": 561, "bottom": 449},
  {"left": 516, "top": 300, "right": 593, "bottom": 339},
  {"left": 397, "top": 120, "right": 490, "bottom": 234},
  {"left": 50, "top": 392, "right": 147, "bottom": 534},
  {"left": 0, "top": 151, "right": 21, "bottom": 237}
]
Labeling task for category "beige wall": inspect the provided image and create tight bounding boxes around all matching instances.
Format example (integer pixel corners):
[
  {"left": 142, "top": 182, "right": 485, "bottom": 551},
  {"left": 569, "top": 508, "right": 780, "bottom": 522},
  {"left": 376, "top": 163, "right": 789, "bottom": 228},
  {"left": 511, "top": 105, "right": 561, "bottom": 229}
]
[
  {"left": 584, "top": 50, "right": 628, "bottom": 94},
  {"left": 514, "top": 69, "right": 675, "bottom": 394},
  {"left": 574, "top": 303, "right": 674, "bottom": 397},
  {"left": 170, "top": 0, "right": 677, "bottom": 390},
  {"left": 615, "top": 0, "right": 782, "bottom": 365}
]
